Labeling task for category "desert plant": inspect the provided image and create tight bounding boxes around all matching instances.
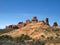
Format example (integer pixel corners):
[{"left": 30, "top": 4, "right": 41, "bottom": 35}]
[
  {"left": 30, "top": 39, "right": 45, "bottom": 45},
  {"left": 56, "top": 33, "right": 60, "bottom": 37},
  {"left": 47, "top": 36, "right": 54, "bottom": 40},
  {"left": 41, "top": 35, "right": 45, "bottom": 38},
  {"left": 0, "top": 35, "right": 13, "bottom": 40},
  {"left": 12, "top": 34, "right": 32, "bottom": 42}
]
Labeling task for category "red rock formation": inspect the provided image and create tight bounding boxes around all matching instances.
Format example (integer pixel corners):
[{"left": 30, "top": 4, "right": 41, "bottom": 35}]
[
  {"left": 45, "top": 18, "right": 49, "bottom": 25},
  {"left": 6, "top": 25, "right": 13, "bottom": 29},
  {"left": 39, "top": 20, "right": 45, "bottom": 27},
  {"left": 5, "top": 17, "right": 59, "bottom": 30},
  {"left": 53, "top": 22, "right": 58, "bottom": 26},
  {"left": 17, "top": 22, "right": 25, "bottom": 28},
  {"left": 26, "top": 20, "right": 31, "bottom": 24},
  {"left": 42, "top": 20, "right": 45, "bottom": 24},
  {"left": 6, "top": 25, "right": 18, "bottom": 29},
  {"left": 32, "top": 16, "right": 38, "bottom": 23},
  {"left": 13, "top": 25, "right": 18, "bottom": 29}
]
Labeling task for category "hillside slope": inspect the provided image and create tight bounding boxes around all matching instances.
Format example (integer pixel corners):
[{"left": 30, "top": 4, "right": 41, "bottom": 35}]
[{"left": 1, "top": 22, "right": 60, "bottom": 39}]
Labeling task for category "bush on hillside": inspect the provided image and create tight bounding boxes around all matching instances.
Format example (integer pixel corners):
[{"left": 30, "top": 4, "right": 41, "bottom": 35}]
[
  {"left": 30, "top": 39, "right": 45, "bottom": 45},
  {"left": 12, "top": 34, "right": 32, "bottom": 42},
  {"left": 0, "top": 35, "right": 13, "bottom": 40},
  {"left": 47, "top": 36, "right": 54, "bottom": 40}
]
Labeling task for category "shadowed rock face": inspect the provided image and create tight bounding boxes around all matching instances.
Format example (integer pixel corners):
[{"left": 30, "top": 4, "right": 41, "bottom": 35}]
[
  {"left": 45, "top": 18, "right": 49, "bottom": 25},
  {"left": 32, "top": 16, "right": 38, "bottom": 23},
  {"left": 42, "top": 20, "right": 45, "bottom": 24},
  {"left": 53, "top": 22, "right": 58, "bottom": 26},
  {"left": 6, "top": 25, "right": 13, "bottom": 29},
  {"left": 13, "top": 25, "right": 18, "bottom": 29},
  {"left": 18, "top": 22, "right": 23, "bottom": 24},
  {"left": 6, "top": 25, "right": 18, "bottom": 29},
  {"left": 39, "top": 20, "right": 45, "bottom": 27},
  {"left": 26, "top": 20, "right": 31, "bottom": 24},
  {"left": 17, "top": 22, "right": 25, "bottom": 28}
]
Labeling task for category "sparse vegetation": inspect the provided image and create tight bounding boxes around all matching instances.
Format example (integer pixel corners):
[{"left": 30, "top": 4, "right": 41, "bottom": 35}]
[
  {"left": 56, "top": 33, "right": 60, "bottom": 37},
  {"left": 47, "top": 36, "right": 54, "bottom": 40},
  {"left": 0, "top": 35, "right": 13, "bottom": 40},
  {"left": 12, "top": 34, "right": 32, "bottom": 42},
  {"left": 41, "top": 35, "right": 45, "bottom": 38},
  {"left": 30, "top": 39, "right": 45, "bottom": 45},
  {"left": 0, "top": 34, "right": 32, "bottom": 43}
]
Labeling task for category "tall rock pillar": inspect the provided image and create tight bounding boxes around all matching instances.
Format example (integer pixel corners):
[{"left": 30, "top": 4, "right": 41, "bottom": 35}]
[{"left": 45, "top": 18, "right": 49, "bottom": 25}]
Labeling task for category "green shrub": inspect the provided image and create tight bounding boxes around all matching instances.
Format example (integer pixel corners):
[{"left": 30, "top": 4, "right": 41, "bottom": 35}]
[
  {"left": 47, "top": 36, "right": 54, "bottom": 40},
  {"left": 30, "top": 39, "right": 45, "bottom": 45},
  {"left": 12, "top": 34, "right": 32, "bottom": 42},
  {"left": 41, "top": 35, "right": 45, "bottom": 38},
  {"left": 0, "top": 35, "right": 12, "bottom": 40},
  {"left": 0, "top": 34, "right": 31, "bottom": 43}
]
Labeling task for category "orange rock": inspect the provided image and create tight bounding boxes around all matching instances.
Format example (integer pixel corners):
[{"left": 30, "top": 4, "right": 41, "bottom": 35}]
[{"left": 39, "top": 20, "right": 45, "bottom": 26}]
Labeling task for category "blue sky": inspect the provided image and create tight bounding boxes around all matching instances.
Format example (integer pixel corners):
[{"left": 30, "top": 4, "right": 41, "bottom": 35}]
[{"left": 0, "top": 0, "right": 60, "bottom": 29}]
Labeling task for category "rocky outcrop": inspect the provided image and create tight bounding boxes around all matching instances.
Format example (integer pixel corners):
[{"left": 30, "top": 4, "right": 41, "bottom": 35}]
[
  {"left": 5, "top": 16, "right": 59, "bottom": 29},
  {"left": 32, "top": 16, "right": 38, "bottom": 23},
  {"left": 39, "top": 20, "right": 45, "bottom": 26},
  {"left": 6, "top": 25, "right": 18, "bottom": 29},
  {"left": 12, "top": 25, "right": 18, "bottom": 29},
  {"left": 45, "top": 18, "right": 49, "bottom": 25},
  {"left": 53, "top": 22, "right": 58, "bottom": 26},
  {"left": 6, "top": 25, "right": 13, "bottom": 29},
  {"left": 17, "top": 22, "right": 25, "bottom": 28},
  {"left": 26, "top": 20, "right": 31, "bottom": 24}
]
